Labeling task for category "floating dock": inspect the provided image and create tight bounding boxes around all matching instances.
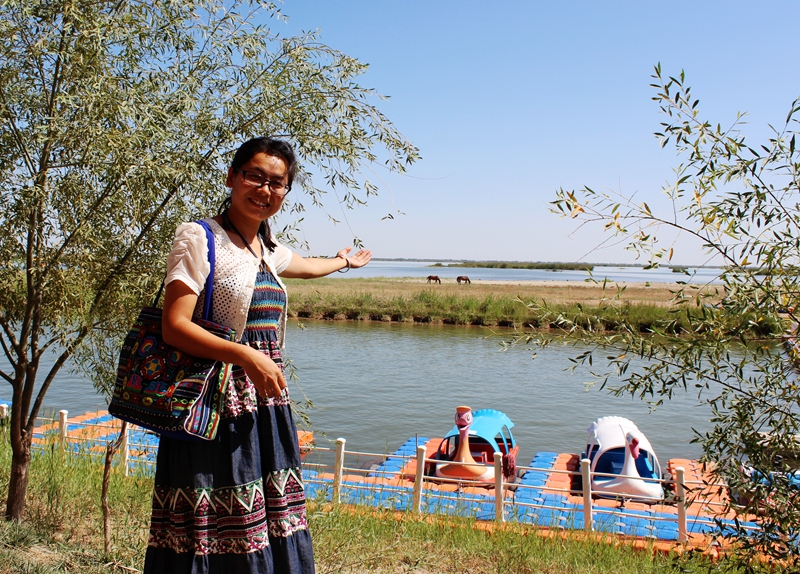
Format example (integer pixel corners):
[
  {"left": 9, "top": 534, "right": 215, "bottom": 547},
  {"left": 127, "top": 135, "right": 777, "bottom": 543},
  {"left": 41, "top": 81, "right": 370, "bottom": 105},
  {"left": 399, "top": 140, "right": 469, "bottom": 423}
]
[
  {"left": 3, "top": 406, "right": 758, "bottom": 544},
  {"left": 302, "top": 437, "right": 759, "bottom": 543},
  {"left": 24, "top": 408, "right": 313, "bottom": 474}
]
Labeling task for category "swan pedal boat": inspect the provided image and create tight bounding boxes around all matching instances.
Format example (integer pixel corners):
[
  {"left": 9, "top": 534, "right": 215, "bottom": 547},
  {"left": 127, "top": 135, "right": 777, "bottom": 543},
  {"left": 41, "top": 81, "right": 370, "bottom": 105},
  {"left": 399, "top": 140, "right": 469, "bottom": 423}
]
[
  {"left": 583, "top": 416, "right": 664, "bottom": 502},
  {"left": 427, "top": 407, "right": 518, "bottom": 483}
]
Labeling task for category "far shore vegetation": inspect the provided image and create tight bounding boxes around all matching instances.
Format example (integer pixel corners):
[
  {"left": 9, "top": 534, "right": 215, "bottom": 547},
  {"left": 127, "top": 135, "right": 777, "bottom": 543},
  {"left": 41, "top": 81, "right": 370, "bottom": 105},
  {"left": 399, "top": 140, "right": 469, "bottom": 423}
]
[
  {"left": 386, "top": 258, "right": 787, "bottom": 276},
  {"left": 0, "top": 428, "right": 735, "bottom": 573},
  {"left": 284, "top": 277, "right": 780, "bottom": 336},
  {"left": 431, "top": 261, "right": 596, "bottom": 271}
]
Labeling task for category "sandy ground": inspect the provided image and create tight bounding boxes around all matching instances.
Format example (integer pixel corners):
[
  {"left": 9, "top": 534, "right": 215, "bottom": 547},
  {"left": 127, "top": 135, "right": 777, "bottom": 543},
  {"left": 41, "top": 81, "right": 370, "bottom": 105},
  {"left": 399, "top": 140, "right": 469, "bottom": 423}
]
[
  {"left": 287, "top": 276, "right": 721, "bottom": 308},
  {"left": 383, "top": 276, "right": 684, "bottom": 289}
]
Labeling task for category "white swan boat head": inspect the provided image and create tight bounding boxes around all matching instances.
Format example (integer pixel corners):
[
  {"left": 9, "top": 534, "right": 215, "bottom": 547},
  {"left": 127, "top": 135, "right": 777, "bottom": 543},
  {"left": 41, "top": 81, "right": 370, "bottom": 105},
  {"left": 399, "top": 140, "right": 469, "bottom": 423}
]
[{"left": 583, "top": 416, "right": 664, "bottom": 502}]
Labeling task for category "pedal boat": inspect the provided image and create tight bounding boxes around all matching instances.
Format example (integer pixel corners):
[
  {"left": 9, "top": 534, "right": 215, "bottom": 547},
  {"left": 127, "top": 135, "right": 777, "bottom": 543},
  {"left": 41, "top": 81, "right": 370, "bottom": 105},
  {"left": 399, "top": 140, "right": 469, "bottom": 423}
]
[
  {"left": 583, "top": 416, "right": 664, "bottom": 501},
  {"left": 427, "top": 406, "right": 518, "bottom": 482}
]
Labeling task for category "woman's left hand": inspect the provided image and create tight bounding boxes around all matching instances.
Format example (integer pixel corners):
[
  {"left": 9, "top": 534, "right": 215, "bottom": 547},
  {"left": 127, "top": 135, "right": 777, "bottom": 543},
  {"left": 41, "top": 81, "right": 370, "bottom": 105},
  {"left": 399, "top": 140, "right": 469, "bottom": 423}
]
[{"left": 337, "top": 247, "right": 372, "bottom": 269}]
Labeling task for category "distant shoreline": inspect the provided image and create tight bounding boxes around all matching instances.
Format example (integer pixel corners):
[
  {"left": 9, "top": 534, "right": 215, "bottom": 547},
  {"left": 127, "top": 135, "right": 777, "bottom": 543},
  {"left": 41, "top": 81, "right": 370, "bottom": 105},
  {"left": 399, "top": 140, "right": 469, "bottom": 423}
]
[
  {"left": 452, "top": 278, "right": 664, "bottom": 288},
  {"left": 371, "top": 257, "right": 724, "bottom": 269},
  {"left": 373, "top": 276, "right": 671, "bottom": 288}
]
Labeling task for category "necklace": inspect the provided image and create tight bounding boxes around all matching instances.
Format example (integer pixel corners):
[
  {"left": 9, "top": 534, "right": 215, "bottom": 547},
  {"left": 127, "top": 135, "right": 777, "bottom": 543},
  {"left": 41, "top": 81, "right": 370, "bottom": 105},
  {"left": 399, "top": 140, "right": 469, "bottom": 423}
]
[{"left": 222, "top": 211, "right": 262, "bottom": 259}]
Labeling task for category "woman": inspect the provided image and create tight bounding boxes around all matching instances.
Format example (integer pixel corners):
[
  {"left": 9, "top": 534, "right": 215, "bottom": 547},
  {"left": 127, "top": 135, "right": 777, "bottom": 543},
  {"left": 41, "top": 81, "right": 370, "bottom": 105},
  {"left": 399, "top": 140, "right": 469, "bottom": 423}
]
[{"left": 143, "top": 137, "right": 371, "bottom": 573}]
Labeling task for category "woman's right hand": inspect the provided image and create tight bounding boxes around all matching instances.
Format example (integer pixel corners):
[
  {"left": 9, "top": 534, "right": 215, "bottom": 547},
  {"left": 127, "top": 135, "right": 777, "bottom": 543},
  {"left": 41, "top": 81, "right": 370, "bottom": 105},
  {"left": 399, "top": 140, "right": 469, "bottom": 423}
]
[
  {"left": 163, "top": 280, "right": 286, "bottom": 399},
  {"left": 240, "top": 345, "right": 287, "bottom": 399}
]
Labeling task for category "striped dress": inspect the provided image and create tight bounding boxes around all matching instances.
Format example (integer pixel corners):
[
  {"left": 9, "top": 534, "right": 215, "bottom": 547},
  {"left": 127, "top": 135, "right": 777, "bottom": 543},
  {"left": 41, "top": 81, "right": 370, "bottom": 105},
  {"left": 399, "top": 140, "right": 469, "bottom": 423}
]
[{"left": 144, "top": 264, "right": 315, "bottom": 573}]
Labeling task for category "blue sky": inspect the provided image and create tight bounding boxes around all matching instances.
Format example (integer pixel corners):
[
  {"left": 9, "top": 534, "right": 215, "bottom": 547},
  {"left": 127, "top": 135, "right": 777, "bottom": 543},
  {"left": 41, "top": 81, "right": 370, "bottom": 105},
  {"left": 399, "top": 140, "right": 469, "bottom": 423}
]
[{"left": 271, "top": 1, "right": 800, "bottom": 265}]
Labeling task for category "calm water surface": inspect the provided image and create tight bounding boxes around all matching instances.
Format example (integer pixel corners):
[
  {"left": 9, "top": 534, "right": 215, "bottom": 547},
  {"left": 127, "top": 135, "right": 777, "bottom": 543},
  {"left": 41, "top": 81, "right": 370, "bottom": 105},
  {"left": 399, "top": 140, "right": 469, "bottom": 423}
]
[
  {"left": 2, "top": 258, "right": 727, "bottom": 464},
  {"left": 3, "top": 320, "right": 713, "bottom": 464},
  {"left": 284, "top": 320, "right": 711, "bottom": 464}
]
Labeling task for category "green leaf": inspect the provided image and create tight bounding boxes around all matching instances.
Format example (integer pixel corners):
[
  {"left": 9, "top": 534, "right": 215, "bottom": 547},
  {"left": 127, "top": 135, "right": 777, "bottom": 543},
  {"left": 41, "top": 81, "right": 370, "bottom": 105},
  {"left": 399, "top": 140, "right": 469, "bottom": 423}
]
[{"left": 542, "top": 65, "right": 800, "bottom": 566}]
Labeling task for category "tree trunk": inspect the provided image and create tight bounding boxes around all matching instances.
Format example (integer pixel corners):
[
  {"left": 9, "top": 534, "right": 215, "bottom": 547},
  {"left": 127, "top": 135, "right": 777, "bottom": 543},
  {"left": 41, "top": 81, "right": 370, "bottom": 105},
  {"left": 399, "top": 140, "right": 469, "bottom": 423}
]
[
  {"left": 102, "top": 422, "right": 127, "bottom": 553},
  {"left": 5, "top": 441, "right": 32, "bottom": 520}
]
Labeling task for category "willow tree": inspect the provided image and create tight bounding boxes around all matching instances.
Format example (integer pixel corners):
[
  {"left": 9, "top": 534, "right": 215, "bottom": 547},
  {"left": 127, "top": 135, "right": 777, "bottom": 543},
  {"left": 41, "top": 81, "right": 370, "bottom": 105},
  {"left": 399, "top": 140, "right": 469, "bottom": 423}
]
[
  {"left": 530, "top": 65, "right": 800, "bottom": 567},
  {"left": 0, "top": 0, "right": 418, "bottom": 520}
]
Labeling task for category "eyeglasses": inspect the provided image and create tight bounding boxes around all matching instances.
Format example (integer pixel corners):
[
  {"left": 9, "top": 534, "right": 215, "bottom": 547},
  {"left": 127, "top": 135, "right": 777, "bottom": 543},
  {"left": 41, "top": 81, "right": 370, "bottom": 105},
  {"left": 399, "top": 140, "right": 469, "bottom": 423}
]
[{"left": 236, "top": 170, "right": 291, "bottom": 196}]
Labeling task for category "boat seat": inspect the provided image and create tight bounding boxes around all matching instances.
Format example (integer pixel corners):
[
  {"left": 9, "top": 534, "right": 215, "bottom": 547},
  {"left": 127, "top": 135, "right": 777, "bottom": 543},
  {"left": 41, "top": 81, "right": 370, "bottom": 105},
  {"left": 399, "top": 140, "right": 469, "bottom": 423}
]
[
  {"left": 594, "top": 448, "right": 625, "bottom": 477},
  {"left": 635, "top": 452, "right": 656, "bottom": 478},
  {"left": 472, "top": 451, "right": 489, "bottom": 463}
]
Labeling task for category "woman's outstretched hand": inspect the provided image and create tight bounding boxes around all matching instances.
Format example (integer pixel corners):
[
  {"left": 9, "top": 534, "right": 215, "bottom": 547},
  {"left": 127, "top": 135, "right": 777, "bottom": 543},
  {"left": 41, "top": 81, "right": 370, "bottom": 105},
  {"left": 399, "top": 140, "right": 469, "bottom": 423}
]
[{"left": 336, "top": 247, "right": 372, "bottom": 269}]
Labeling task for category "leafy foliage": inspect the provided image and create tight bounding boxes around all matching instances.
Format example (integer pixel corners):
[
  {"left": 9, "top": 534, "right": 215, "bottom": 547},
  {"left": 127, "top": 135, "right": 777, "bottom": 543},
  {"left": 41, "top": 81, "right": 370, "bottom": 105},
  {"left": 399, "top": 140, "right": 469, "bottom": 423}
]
[
  {"left": 523, "top": 65, "right": 800, "bottom": 568},
  {"left": 0, "top": 0, "right": 417, "bottom": 519}
]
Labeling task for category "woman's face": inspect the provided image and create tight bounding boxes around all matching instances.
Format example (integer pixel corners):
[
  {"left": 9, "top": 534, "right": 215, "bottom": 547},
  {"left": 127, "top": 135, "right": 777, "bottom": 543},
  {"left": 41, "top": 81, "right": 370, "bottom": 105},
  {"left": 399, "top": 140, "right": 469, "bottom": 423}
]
[{"left": 226, "top": 152, "right": 289, "bottom": 226}]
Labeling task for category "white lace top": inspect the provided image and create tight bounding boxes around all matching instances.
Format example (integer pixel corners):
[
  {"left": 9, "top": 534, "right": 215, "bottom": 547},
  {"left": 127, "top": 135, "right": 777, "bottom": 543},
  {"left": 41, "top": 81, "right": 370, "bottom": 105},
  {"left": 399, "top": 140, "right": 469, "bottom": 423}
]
[{"left": 165, "top": 218, "right": 293, "bottom": 346}]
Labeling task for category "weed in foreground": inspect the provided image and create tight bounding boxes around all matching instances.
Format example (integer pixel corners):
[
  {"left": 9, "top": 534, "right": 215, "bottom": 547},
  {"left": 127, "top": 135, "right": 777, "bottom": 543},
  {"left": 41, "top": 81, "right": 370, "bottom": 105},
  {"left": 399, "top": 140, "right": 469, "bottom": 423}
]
[{"left": 309, "top": 504, "right": 747, "bottom": 574}]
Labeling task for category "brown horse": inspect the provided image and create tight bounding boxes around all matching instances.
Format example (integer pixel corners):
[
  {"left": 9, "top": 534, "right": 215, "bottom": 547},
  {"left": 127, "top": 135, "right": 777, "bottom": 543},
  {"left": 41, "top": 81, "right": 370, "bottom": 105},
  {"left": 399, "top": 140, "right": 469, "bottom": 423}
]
[
  {"left": 426, "top": 275, "right": 441, "bottom": 284},
  {"left": 456, "top": 276, "right": 471, "bottom": 284}
]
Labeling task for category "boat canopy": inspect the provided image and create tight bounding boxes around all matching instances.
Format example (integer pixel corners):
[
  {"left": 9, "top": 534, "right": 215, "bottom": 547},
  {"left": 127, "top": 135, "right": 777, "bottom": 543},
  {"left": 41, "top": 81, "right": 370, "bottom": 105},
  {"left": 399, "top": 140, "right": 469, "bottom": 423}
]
[
  {"left": 585, "top": 416, "right": 659, "bottom": 470},
  {"left": 443, "top": 408, "right": 516, "bottom": 452},
  {"left": 583, "top": 416, "right": 664, "bottom": 501}
]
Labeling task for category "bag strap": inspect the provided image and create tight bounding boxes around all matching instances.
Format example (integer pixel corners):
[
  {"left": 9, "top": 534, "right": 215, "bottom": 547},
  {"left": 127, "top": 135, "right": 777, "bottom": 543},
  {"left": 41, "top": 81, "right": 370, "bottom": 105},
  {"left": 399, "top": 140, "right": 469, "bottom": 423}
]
[
  {"left": 151, "top": 219, "right": 216, "bottom": 321},
  {"left": 195, "top": 219, "right": 216, "bottom": 322}
]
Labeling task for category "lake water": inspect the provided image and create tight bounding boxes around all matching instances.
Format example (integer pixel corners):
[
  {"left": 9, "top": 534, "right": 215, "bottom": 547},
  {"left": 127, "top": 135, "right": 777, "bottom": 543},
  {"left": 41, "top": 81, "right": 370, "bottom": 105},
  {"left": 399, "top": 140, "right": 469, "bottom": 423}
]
[
  {"left": 0, "top": 260, "right": 725, "bottom": 464},
  {"left": 285, "top": 321, "right": 711, "bottom": 464},
  {"left": 3, "top": 320, "right": 714, "bottom": 466},
  {"left": 343, "top": 260, "right": 723, "bottom": 285}
]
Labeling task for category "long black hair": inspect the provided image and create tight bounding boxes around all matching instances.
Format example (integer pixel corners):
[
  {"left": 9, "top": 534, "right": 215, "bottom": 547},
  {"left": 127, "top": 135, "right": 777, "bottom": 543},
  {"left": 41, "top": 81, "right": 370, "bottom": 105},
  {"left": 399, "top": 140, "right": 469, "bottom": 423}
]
[{"left": 219, "top": 137, "right": 298, "bottom": 253}]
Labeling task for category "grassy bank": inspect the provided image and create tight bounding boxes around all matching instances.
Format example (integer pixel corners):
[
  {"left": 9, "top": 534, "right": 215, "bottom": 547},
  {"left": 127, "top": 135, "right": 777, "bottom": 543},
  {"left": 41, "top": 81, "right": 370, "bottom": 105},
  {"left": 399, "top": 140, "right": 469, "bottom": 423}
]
[
  {"left": 0, "top": 432, "right": 152, "bottom": 571},
  {"left": 284, "top": 277, "right": 777, "bottom": 335},
  {"left": 0, "top": 429, "right": 738, "bottom": 573}
]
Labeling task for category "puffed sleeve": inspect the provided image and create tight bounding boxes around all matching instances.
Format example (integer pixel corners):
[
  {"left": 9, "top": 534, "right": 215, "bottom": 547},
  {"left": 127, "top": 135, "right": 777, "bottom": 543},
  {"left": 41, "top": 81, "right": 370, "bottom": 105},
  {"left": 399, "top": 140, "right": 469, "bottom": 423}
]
[
  {"left": 270, "top": 235, "right": 294, "bottom": 274},
  {"left": 165, "top": 222, "right": 210, "bottom": 295}
]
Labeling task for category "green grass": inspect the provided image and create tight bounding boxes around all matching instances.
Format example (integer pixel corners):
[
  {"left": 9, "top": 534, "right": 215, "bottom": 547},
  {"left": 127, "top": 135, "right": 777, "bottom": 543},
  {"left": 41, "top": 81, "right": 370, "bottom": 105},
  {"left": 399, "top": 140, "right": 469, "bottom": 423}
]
[
  {"left": 311, "top": 505, "right": 743, "bottom": 574},
  {"left": 284, "top": 279, "right": 781, "bottom": 336},
  {"left": 0, "top": 430, "right": 152, "bottom": 572},
  {"left": 287, "top": 282, "right": 672, "bottom": 330}
]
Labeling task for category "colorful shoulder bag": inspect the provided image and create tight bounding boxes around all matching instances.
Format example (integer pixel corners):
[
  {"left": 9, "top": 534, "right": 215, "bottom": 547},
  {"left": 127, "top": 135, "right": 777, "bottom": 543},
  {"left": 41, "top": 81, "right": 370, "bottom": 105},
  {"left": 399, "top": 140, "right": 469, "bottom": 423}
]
[{"left": 109, "top": 220, "right": 236, "bottom": 441}]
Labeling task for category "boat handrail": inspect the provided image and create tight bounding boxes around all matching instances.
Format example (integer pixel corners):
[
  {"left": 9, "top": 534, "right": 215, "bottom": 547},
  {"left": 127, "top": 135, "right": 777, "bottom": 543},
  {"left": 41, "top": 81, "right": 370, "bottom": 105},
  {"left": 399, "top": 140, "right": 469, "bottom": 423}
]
[
  {"left": 590, "top": 468, "right": 666, "bottom": 481},
  {"left": 341, "top": 449, "right": 412, "bottom": 459}
]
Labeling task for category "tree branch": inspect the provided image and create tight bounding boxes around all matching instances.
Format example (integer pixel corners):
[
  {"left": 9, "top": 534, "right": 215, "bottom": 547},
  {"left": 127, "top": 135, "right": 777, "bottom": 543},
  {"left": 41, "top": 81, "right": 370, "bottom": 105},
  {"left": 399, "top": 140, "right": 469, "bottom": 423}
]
[{"left": 26, "top": 328, "right": 87, "bottom": 432}]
